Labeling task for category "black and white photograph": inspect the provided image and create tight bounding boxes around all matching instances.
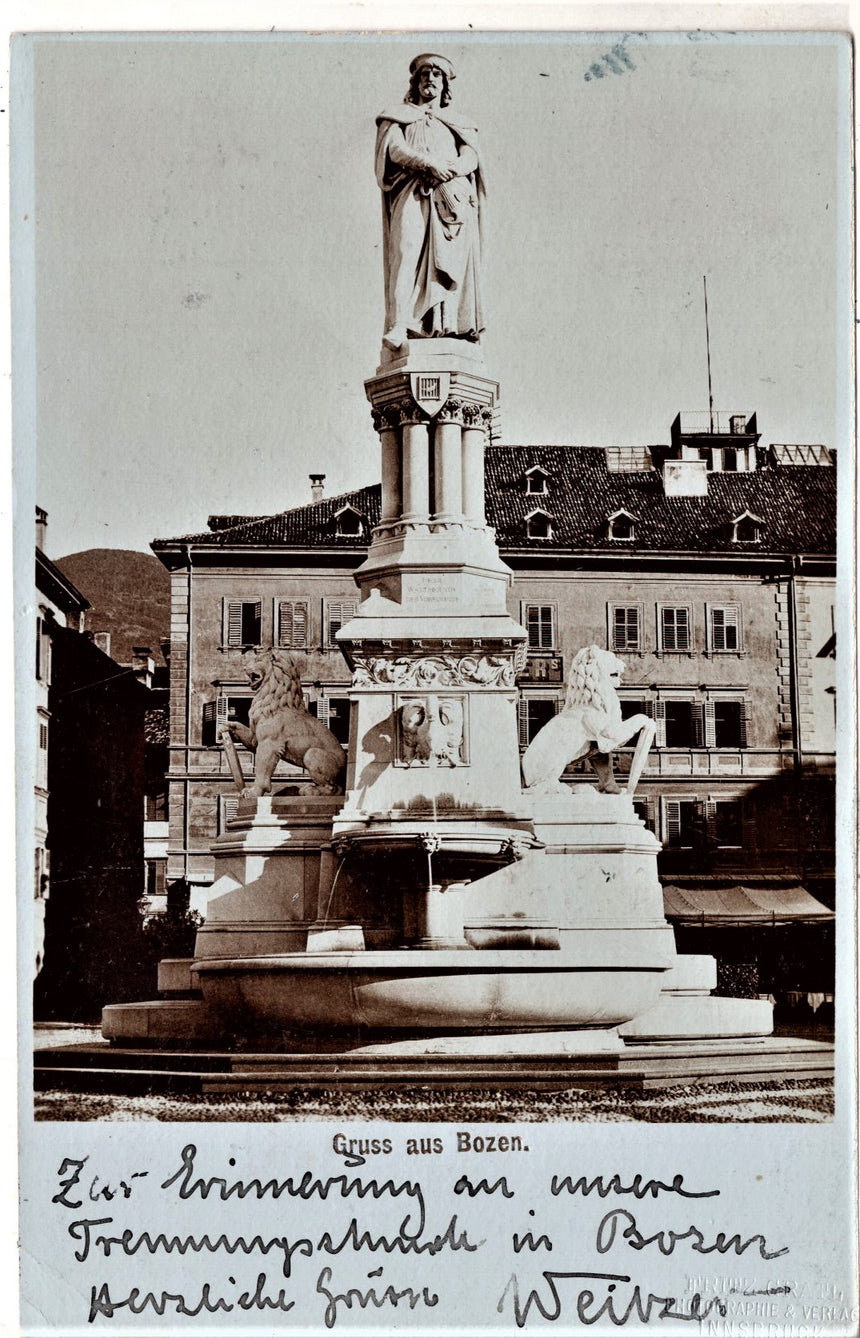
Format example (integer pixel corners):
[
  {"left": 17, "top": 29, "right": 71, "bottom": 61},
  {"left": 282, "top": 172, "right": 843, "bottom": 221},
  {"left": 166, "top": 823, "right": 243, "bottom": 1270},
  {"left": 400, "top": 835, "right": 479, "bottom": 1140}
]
[{"left": 14, "top": 16, "right": 857, "bottom": 1335}]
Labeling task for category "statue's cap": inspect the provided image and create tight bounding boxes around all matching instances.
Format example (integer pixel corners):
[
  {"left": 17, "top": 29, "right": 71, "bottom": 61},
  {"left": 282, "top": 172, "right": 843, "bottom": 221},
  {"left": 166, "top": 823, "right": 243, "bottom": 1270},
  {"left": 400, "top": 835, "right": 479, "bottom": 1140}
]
[{"left": 409, "top": 53, "right": 455, "bottom": 80}]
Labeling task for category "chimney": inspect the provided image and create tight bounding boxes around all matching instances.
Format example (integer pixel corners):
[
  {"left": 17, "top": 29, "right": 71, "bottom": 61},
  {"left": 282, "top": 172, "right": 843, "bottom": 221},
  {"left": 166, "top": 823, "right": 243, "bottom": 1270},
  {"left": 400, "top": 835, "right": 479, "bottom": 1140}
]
[
  {"left": 131, "top": 645, "right": 154, "bottom": 689},
  {"left": 310, "top": 474, "right": 325, "bottom": 502},
  {"left": 93, "top": 631, "right": 112, "bottom": 657},
  {"left": 35, "top": 506, "right": 47, "bottom": 552}
]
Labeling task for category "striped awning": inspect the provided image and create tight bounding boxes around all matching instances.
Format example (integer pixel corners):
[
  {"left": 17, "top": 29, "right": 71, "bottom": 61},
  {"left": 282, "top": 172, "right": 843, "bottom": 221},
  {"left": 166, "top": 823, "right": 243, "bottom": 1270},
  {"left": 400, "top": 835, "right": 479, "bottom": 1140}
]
[{"left": 662, "top": 884, "right": 834, "bottom": 926}]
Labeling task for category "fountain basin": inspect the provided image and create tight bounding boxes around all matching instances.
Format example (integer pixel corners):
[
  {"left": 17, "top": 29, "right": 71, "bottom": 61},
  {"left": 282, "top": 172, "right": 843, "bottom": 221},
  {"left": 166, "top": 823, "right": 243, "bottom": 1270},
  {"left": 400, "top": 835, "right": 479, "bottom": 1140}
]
[{"left": 194, "top": 945, "right": 672, "bottom": 1032}]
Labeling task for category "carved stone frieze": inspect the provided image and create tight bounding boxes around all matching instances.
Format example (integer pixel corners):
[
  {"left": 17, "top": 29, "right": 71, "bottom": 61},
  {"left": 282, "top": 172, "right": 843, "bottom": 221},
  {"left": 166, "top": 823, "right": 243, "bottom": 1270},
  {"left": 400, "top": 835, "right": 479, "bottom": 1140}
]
[
  {"left": 351, "top": 652, "right": 516, "bottom": 689},
  {"left": 370, "top": 394, "right": 490, "bottom": 432}
]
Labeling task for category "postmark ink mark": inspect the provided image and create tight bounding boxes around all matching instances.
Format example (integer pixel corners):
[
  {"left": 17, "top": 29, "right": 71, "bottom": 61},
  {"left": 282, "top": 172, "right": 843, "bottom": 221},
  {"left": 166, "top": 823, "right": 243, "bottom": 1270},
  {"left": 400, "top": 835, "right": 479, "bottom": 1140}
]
[{"left": 584, "top": 43, "right": 636, "bottom": 82}]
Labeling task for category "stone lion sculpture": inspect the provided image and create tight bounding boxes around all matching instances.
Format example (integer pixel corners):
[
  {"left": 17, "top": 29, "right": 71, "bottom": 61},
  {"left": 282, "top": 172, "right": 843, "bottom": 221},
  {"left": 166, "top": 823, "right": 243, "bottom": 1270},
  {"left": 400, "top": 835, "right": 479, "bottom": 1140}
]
[
  {"left": 521, "top": 645, "right": 655, "bottom": 796},
  {"left": 221, "top": 648, "right": 346, "bottom": 796}
]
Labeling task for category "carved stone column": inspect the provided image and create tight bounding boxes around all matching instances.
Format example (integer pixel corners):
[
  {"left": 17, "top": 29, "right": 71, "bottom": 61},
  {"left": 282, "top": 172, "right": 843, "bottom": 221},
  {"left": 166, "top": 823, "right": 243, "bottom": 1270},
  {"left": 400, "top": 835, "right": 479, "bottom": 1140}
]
[
  {"left": 379, "top": 422, "right": 401, "bottom": 522},
  {"left": 433, "top": 401, "right": 464, "bottom": 520},
  {"left": 462, "top": 404, "right": 490, "bottom": 525},
  {"left": 401, "top": 413, "right": 431, "bottom": 522}
]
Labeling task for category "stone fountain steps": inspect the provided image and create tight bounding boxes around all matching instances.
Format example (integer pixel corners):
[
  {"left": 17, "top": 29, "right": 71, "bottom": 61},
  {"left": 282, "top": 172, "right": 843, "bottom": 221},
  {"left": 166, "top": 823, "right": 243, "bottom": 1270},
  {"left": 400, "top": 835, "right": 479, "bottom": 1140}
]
[{"left": 34, "top": 1036, "right": 833, "bottom": 1096}]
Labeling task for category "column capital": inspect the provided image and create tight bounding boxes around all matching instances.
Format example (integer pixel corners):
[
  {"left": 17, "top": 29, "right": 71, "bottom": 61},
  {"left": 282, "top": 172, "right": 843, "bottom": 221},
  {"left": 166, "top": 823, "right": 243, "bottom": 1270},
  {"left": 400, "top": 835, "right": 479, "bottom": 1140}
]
[{"left": 371, "top": 396, "right": 430, "bottom": 433}]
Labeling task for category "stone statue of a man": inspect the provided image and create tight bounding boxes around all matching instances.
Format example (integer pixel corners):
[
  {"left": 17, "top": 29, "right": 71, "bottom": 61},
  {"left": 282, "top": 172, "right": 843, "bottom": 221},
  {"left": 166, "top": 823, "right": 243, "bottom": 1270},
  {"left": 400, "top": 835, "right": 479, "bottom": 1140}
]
[{"left": 375, "top": 53, "right": 485, "bottom": 353}]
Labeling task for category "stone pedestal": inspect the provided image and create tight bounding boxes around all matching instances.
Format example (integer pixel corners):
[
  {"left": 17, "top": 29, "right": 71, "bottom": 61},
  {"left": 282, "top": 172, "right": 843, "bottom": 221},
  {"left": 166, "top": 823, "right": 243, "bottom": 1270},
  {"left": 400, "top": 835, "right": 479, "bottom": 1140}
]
[
  {"left": 193, "top": 795, "right": 342, "bottom": 959},
  {"left": 618, "top": 954, "right": 775, "bottom": 1040}
]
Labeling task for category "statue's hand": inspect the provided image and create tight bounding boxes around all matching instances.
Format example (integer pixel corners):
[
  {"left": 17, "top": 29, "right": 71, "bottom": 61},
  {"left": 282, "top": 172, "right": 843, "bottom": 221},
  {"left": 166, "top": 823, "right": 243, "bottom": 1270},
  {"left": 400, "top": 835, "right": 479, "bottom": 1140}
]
[{"left": 426, "top": 160, "right": 457, "bottom": 184}]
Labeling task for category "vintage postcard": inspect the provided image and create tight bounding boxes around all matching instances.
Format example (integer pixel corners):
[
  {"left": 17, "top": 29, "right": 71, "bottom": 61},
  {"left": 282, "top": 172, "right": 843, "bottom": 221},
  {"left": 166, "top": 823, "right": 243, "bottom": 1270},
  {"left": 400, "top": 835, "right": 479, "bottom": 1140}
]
[{"left": 12, "top": 14, "right": 857, "bottom": 1335}]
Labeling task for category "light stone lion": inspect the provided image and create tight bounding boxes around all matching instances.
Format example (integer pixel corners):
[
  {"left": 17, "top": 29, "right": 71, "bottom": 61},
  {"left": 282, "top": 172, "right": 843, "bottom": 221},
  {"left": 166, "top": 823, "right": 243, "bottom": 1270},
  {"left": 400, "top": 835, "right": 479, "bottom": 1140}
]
[
  {"left": 222, "top": 648, "right": 346, "bottom": 796},
  {"left": 521, "top": 645, "right": 655, "bottom": 796}
]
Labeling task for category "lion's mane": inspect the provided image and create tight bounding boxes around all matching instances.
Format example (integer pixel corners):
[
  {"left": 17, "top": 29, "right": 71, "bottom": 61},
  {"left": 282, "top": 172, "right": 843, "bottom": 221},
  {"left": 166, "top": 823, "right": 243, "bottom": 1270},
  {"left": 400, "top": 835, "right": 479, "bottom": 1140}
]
[
  {"left": 563, "top": 646, "right": 624, "bottom": 731},
  {"left": 247, "top": 648, "right": 305, "bottom": 741}
]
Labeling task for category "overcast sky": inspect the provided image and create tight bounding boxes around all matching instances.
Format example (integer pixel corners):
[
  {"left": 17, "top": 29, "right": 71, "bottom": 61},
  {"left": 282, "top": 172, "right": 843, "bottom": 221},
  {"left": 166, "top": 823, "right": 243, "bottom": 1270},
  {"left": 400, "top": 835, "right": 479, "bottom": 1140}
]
[{"left": 17, "top": 31, "right": 849, "bottom": 557}]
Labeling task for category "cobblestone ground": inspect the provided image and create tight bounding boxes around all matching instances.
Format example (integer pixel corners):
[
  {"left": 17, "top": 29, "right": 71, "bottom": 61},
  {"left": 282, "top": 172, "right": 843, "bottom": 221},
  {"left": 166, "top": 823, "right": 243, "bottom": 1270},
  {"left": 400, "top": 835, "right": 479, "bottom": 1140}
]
[{"left": 35, "top": 1076, "right": 833, "bottom": 1124}]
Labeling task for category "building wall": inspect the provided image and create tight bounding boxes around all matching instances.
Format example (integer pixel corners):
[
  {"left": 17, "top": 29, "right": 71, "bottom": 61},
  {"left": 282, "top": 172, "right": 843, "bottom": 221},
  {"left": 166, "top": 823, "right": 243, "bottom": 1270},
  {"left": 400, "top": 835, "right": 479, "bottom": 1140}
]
[
  {"left": 167, "top": 562, "right": 358, "bottom": 895},
  {"left": 34, "top": 627, "right": 153, "bottom": 1021},
  {"left": 162, "top": 547, "right": 834, "bottom": 900}
]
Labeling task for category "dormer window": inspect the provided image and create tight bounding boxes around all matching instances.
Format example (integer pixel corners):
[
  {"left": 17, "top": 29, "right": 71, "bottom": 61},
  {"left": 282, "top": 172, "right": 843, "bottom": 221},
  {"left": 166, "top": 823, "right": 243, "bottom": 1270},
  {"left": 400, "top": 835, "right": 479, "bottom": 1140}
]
[
  {"left": 525, "top": 508, "right": 553, "bottom": 540},
  {"left": 524, "top": 466, "right": 550, "bottom": 496},
  {"left": 607, "top": 509, "right": 636, "bottom": 541},
  {"left": 335, "top": 504, "right": 364, "bottom": 538},
  {"left": 731, "top": 510, "right": 763, "bottom": 544}
]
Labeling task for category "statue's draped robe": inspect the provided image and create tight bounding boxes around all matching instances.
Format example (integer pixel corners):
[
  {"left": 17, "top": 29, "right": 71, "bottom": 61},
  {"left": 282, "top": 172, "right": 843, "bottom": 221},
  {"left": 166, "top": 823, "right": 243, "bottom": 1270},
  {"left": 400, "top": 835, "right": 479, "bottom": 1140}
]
[{"left": 375, "top": 104, "right": 485, "bottom": 340}]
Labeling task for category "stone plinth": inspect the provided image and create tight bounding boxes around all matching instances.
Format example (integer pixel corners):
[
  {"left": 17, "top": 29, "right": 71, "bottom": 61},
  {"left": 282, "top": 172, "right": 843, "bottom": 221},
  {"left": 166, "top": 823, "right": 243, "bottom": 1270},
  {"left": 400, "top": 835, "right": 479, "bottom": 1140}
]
[
  {"left": 618, "top": 954, "right": 774, "bottom": 1041},
  {"left": 194, "top": 795, "right": 341, "bottom": 959}
]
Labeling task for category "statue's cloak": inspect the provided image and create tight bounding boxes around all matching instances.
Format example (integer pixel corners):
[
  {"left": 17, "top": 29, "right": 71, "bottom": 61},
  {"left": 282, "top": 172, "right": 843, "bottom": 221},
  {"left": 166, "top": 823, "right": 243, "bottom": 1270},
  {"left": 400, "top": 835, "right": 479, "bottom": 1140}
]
[{"left": 375, "top": 104, "right": 485, "bottom": 338}]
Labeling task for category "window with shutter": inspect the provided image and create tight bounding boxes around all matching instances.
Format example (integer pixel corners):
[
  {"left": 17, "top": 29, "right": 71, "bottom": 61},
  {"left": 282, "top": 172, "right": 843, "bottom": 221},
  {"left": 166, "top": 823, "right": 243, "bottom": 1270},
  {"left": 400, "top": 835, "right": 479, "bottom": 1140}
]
[
  {"left": 276, "top": 599, "right": 310, "bottom": 649},
  {"left": 632, "top": 799, "right": 656, "bottom": 831},
  {"left": 524, "top": 604, "right": 556, "bottom": 652},
  {"left": 223, "top": 599, "right": 261, "bottom": 647},
  {"left": 518, "top": 696, "right": 557, "bottom": 748},
  {"left": 710, "top": 604, "right": 740, "bottom": 652},
  {"left": 325, "top": 697, "right": 351, "bottom": 746},
  {"left": 664, "top": 700, "right": 693, "bottom": 747},
  {"left": 660, "top": 606, "right": 691, "bottom": 651},
  {"left": 714, "top": 800, "right": 743, "bottom": 847},
  {"left": 611, "top": 605, "right": 640, "bottom": 651},
  {"left": 714, "top": 700, "right": 744, "bottom": 748},
  {"left": 325, "top": 598, "right": 358, "bottom": 646},
  {"left": 201, "top": 700, "right": 218, "bottom": 746},
  {"left": 664, "top": 798, "right": 698, "bottom": 847}
]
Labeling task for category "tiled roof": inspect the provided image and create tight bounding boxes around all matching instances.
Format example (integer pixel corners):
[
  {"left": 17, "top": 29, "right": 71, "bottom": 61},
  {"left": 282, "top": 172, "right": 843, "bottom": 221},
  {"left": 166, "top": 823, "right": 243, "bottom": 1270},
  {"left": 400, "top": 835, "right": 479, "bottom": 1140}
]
[
  {"left": 156, "top": 485, "right": 382, "bottom": 548},
  {"left": 485, "top": 447, "right": 835, "bottom": 553},
  {"left": 153, "top": 447, "right": 835, "bottom": 556}
]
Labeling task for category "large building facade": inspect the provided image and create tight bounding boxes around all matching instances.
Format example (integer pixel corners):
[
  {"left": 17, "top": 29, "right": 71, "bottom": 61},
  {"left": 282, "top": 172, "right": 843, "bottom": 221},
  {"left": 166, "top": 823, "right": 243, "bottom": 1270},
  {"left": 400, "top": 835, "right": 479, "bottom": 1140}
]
[{"left": 152, "top": 414, "right": 836, "bottom": 992}]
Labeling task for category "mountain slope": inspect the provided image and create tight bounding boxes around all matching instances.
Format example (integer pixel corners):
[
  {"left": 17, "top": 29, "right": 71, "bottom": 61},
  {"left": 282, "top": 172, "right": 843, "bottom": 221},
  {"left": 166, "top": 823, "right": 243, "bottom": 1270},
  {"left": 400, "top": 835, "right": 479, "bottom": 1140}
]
[{"left": 55, "top": 549, "right": 171, "bottom": 665}]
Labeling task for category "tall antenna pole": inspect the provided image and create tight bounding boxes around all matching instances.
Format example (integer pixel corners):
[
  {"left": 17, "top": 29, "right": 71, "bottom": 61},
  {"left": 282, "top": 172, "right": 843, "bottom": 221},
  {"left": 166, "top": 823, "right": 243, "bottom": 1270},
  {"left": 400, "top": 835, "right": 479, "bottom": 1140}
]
[{"left": 703, "top": 275, "right": 715, "bottom": 433}]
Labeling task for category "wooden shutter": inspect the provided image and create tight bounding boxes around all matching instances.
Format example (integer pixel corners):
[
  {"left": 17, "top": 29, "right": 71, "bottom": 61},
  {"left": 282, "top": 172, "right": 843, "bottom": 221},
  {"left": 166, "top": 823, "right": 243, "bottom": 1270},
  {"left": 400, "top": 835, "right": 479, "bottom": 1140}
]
[
  {"left": 613, "top": 606, "right": 639, "bottom": 651},
  {"left": 653, "top": 699, "right": 666, "bottom": 748},
  {"left": 711, "top": 604, "right": 739, "bottom": 652},
  {"left": 224, "top": 599, "right": 243, "bottom": 646},
  {"left": 315, "top": 697, "right": 331, "bottom": 727},
  {"left": 517, "top": 699, "right": 530, "bottom": 748},
  {"left": 327, "top": 598, "right": 358, "bottom": 644},
  {"left": 704, "top": 798, "right": 718, "bottom": 845},
  {"left": 664, "top": 799, "right": 681, "bottom": 844},
  {"left": 277, "top": 599, "right": 309, "bottom": 649},
  {"left": 738, "top": 702, "right": 749, "bottom": 748},
  {"left": 703, "top": 700, "right": 716, "bottom": 748},
  {"left": 691, "top": 702, "right": 705, "bottom": 748},
  {"left": 201, "top": 700, "right": 217, "bottom": 746},
  {"left": 741, "top": 799, "right": 756, "bottom": 853}
]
